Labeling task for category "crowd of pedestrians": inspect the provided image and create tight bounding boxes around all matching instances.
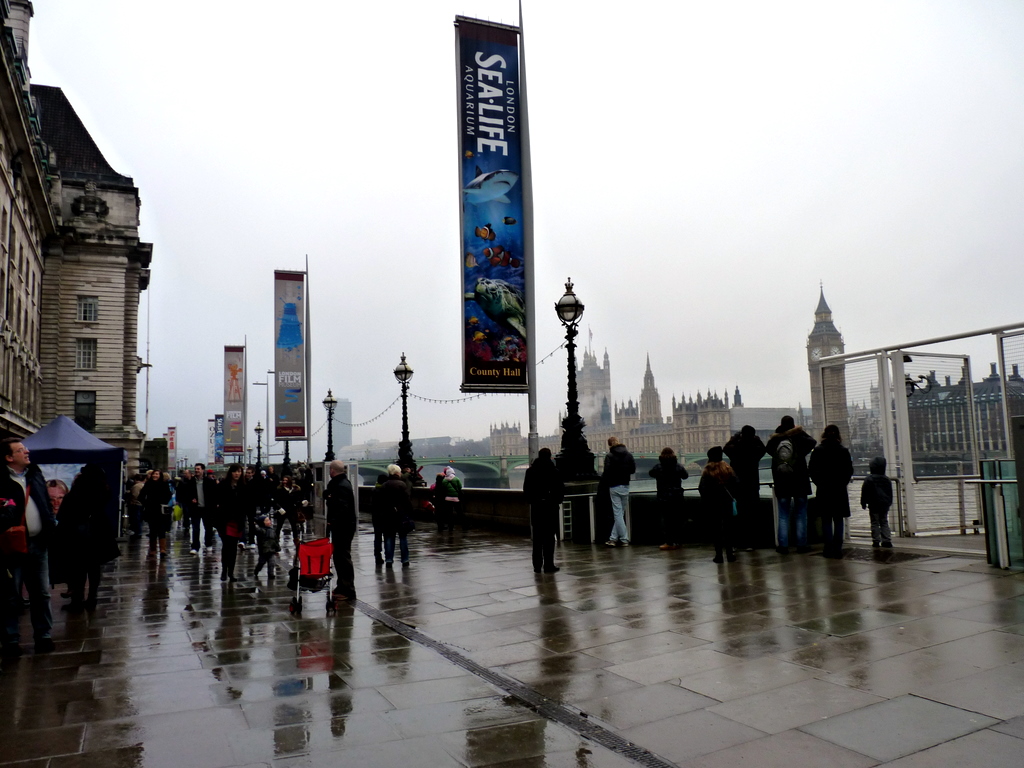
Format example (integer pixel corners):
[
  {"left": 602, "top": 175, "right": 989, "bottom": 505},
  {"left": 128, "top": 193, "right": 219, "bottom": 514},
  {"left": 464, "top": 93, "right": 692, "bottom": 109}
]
[
  {"left": 0, "top": 416, "right": 898, "bottom": 655},
  {"left": 524, "top": 414, "right": 896, "bottom": 572}
]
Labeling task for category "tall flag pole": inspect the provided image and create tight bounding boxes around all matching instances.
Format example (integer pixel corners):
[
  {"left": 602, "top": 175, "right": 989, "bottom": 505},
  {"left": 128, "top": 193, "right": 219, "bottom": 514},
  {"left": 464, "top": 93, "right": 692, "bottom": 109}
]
[
  {"left": 304, "top": 255, "right": 312, "bottom": 463},
  {"left": 518, "top": 0, "right": 538, "bottom": 461}
]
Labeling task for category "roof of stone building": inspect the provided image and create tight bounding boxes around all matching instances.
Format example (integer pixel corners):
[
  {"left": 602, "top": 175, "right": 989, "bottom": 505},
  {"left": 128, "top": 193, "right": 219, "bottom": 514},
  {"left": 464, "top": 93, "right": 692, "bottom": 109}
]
[{"left": 30, "top": 84, "right": 133, "bottom": 184}]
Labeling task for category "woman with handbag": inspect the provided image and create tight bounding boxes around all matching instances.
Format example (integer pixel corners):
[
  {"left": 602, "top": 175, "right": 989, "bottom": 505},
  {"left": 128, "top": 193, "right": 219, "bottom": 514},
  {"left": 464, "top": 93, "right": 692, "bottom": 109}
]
[
  {"left": 381, "top": 464, "right": 413, "bottom": 567},
  {"left": 698, "top": 446, "right": 740, "bottom": 563},
  {"left": 216, "top": 465, "right": 246, "bottom": 582}
]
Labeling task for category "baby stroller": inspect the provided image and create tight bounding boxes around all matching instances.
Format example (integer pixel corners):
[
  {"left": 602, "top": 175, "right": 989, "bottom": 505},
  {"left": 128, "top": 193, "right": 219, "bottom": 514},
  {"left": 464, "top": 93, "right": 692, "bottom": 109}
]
[{"left": 288, "top": 536, "right": 336, "bottom": 615}]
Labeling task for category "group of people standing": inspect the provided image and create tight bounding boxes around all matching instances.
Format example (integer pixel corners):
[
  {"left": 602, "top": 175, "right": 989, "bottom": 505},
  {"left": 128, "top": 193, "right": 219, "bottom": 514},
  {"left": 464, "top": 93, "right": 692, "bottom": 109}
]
[
  {"left": 0, "top": 438, "right": 118, "bottom": 657},
  {"left": 525, "top": 416, "right": 896, "bottom": 572}
]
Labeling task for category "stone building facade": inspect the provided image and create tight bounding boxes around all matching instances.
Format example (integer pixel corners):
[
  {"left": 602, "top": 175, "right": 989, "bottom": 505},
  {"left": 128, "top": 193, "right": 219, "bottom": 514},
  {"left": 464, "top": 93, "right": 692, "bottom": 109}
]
[
  {"left": 0, "top": 4, "right": 152, "bottom": 468},
  {"left": 0, "top": 1, "right": 57, "bottom": 438},
  {"left": 34, "top": 82, "right": 151, "bottom": 470}
]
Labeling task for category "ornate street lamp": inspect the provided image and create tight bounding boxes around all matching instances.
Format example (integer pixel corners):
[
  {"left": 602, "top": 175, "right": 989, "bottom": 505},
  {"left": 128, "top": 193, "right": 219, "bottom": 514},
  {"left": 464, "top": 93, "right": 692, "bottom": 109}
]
[
  {"left": 323, "top": 389, "right": 338, "bottom": 462},
  {"left": 394, "top": 353, "right": 415, "bottom": 470},
  {"left": 554, "top": 279, "right": 597, "bottom": 480},
  {"left": 254, "top": 421, "right": 264, "bottom": 468}
]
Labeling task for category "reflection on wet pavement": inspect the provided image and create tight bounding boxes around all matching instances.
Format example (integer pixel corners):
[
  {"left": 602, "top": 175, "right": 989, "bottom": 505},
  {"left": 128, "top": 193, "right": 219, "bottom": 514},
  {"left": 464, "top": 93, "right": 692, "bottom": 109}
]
[{"left": 1, "top": 520, "right": 1023, "bottom": 766}]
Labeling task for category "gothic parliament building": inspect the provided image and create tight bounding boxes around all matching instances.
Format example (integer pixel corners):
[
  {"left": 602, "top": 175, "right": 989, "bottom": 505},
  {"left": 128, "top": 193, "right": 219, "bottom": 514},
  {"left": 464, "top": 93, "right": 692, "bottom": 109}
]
[{"left": 491, "top": 290, "right": 845, "bottom": 457}]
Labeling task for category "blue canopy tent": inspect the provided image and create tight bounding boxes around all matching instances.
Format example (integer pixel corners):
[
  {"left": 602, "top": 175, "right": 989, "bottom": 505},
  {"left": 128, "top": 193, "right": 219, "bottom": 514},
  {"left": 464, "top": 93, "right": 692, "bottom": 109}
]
[{"left": 23, "top": 415, "right": 127, "bottom": 533}]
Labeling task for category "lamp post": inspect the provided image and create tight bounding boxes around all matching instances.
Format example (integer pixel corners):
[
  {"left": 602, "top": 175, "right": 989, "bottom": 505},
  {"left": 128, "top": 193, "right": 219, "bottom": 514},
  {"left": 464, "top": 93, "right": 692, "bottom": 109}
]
[
  {"left": 394, "top": 353, "right": 414, "bottom": 470},
  {"left": 254, "top": 421, "right": 264, "bottom": 468},
  {"left": 554, "top": 278, "right": 597, "bottom": 480},
  {"left": 323, "top": 389, "right": 337, "bottom": 462}
]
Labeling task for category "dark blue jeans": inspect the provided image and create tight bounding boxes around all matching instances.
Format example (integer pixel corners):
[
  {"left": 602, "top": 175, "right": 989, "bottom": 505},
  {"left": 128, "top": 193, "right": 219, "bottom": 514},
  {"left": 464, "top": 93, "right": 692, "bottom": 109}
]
[
  {"left": 3, "top": 536, "right": 52, "bottom": 644},
  {"left": 383, "top": 533, "right": 409, "bottom": 564},
  {"left": 776, "top": 496, "right": 808, "bottom": 548}
]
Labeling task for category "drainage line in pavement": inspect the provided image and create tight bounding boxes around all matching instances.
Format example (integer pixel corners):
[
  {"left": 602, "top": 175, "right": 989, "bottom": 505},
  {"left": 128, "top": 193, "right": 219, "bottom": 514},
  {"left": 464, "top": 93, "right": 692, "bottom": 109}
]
[{"left": 353, "top": 599, "right": 679, "bottom": 768}]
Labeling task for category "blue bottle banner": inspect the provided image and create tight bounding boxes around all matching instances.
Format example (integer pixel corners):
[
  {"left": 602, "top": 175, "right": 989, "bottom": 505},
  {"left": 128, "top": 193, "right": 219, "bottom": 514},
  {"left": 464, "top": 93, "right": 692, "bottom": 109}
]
[
  {"left": 456, "top": 17, "right": 528, "bottom": 393},
  {"left": 223, "top": 346, "right": 245, "bottom": 455},
  {"left": 274, "top": 271, "right": 307, "bottom": 439},
  {"left": 213, "top": 414, "right": 225, "bottom": 465}
]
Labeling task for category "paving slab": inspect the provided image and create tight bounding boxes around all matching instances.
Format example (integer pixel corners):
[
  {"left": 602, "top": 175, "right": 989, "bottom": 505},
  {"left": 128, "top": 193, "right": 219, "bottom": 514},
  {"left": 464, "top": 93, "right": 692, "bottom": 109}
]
[
  {"left": 3, "top": 519, "right": 1024, "bottom": 768},
  {"left": 800, "top": 694, "right": 997, "bottom": 761}
]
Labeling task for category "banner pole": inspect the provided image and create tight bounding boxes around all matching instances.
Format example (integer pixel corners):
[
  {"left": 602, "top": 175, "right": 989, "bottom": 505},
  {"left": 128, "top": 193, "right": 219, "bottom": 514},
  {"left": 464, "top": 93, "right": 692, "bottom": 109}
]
[
  {"left": 304, "top": 255, "right": 312, "bottom": 463},
  {"left": 519, "top": 0, "right": 538, "bottom": 462}
]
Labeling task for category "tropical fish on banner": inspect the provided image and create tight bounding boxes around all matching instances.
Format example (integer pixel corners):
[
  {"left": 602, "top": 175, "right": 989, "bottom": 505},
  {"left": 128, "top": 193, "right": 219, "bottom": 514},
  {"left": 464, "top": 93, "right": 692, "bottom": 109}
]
[{"left": 456, "top": 17, "right": 528, "bottom": 393}]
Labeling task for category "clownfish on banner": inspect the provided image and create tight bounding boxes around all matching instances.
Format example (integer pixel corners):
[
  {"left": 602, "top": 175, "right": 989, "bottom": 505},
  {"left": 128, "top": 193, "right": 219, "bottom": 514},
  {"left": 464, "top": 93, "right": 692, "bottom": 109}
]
[{"left": 475, "top": 224, "right": 497, "bottom": 241}]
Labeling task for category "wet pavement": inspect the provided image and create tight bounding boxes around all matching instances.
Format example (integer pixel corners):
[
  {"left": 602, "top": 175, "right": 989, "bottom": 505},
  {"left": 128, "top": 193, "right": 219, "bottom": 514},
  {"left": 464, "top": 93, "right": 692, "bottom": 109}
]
[{"left": 2, "top": 520, "right": 1024, "bottom": 767}]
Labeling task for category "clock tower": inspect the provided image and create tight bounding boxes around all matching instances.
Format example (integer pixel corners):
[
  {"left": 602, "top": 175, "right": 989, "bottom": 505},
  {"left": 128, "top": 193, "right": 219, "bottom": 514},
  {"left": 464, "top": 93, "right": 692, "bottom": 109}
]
[{"left": 807, "top": 288, "right": 848, "bottom": 436}]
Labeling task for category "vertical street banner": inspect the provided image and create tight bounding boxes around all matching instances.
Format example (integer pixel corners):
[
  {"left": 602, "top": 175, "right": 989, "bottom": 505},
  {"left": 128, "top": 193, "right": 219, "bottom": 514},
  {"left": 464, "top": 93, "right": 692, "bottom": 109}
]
[
  {"left": 223, "top": 346, "right": 245, "bottom": 455},
  {"left": 274, "top": 271, "right": 307, "bottom": 440},
  {"left": 213, "top": 415, "right": 225, "bottom": 464},
  {"left": 207, "top": 419, "right": 215, "bottom": 465},
  {"left": 456, "top": 17, "right": 528, "bottom": 392},
  {"left": 167, "top": 426, "right": 177, "bottom": 470}
]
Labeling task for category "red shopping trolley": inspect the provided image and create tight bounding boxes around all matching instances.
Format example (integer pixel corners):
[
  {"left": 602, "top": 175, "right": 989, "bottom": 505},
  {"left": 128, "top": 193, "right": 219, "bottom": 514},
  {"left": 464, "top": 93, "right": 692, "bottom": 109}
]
[{"left": 288, "top": 536, "right": 336, "bottom": 615}]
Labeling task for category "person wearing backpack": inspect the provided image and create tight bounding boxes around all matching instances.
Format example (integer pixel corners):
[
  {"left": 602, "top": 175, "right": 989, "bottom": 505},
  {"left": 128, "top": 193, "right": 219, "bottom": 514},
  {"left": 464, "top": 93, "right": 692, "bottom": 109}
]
[{"left": 765, "top": 415, "right": 816, "bottom": 554}]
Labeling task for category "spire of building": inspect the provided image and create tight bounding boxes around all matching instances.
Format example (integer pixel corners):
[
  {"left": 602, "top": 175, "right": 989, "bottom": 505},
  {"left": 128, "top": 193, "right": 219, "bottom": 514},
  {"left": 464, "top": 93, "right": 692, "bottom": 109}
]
[{"left": 815, "top": 285, "right": 832, "bottom": 318}]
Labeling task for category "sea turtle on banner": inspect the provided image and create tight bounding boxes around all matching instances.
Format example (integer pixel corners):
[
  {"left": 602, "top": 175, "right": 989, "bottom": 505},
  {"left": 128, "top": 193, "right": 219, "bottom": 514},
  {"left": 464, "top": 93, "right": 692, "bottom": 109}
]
[{"left": 466, "top": 277, "right": 526, "bottom": 337}]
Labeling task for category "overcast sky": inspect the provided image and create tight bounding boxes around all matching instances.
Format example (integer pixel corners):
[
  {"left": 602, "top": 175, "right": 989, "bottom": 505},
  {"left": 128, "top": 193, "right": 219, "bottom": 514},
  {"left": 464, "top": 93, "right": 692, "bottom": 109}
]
[{"left": 28, "top": 1, "right": 1024, "bottom": 461}]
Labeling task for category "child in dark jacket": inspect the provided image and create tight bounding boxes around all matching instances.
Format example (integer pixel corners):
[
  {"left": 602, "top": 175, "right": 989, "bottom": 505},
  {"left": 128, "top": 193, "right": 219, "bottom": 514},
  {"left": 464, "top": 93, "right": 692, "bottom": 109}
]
[
  {"left": 253, "top": 512, "right": 281, "bottom": 578},
  {"left": 861, "top": 456, "right": 894, "bottom": 548}
]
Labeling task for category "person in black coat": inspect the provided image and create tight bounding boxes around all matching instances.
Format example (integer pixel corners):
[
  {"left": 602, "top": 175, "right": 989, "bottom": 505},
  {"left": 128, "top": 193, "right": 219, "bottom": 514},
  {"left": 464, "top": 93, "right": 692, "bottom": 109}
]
[
  {"left": 724, "top": 426, "right": 767, "bottom": 549},
  {"left": 648, "top": 447, "right": 688, "bottom": 550},
  {"left": 323, "top": 461, "right": 357, "bottom": 600},
  {"left": 698, "top": 446, "right": 741, "bottom": 563},
  {"left": 380, "top": 464, "right": 413, "bottom": 567},
  {"left": 56, "top": 464, "right": 117, "bottom": 611},
  {"left": 139, "top": 469, "right": 172, "bottom": 557},
  {"left": 523, "top": 448, "right": 565, "bottom": 573},
  {"left": 0, "top": 438, "right": 57, "bottom": 655},
  {"left": 861, "top": 456, "right": 894, "bottom": 548},
  {"left": 808, "top": 424, "right": 854, "bottom": 559},
  {"left": 216, "top": 465, "right": 246, "bottom": 581},
  {"left": 765, "top": 415, "right": 817, "bottom": 554}
]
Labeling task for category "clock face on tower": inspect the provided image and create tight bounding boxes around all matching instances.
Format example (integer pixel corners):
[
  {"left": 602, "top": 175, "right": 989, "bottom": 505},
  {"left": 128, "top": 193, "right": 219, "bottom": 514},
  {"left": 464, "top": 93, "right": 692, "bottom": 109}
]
[
  {"left": 829, "top": 346, "right": 841, "bottom": 356},
  {"left": 810, "top": 347, "right": 822, "bottom": 361}
]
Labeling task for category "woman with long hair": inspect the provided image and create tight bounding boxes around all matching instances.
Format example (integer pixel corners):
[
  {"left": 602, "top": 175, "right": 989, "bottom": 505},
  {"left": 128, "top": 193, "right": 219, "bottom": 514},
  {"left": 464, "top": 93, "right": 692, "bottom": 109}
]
[
  {"left": 139, "top": 468, "right": 172, "bottom": 557},
  {"left": 808, "top": 424, "right": 854, "bottom": 559},
  {"left": 698, "top": 446, "right": 740, "bottom": 563},
  {"left": 216, "top": 465, "right": 246, "bottom": 581},
  {"left": 649, "top": 447, "right": 689, "bottom": 550}
]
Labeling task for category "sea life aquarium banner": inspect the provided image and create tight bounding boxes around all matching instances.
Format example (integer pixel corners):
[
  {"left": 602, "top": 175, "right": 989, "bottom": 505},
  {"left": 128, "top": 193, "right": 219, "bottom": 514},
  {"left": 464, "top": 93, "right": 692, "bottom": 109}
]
[{"left": 456, "top": 17, "right": 527, "bottom": 392}]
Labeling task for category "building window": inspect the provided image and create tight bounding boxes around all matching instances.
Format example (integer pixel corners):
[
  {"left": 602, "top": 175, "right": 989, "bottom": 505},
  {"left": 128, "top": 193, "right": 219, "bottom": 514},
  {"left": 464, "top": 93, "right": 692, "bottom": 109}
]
[
  {"left": 77, "top": 296, "right": 99, "bottom": 322},
  {"left": 74, "top": 391, "right": 96, "bottom": 431},
  {"left": 75, "top": 338, "right": 97, "bottom": 370}
]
